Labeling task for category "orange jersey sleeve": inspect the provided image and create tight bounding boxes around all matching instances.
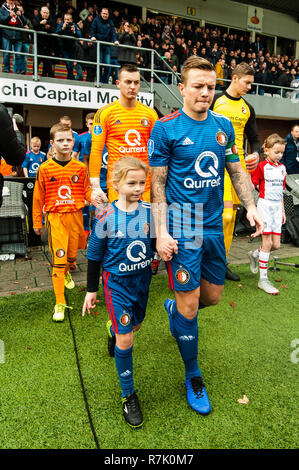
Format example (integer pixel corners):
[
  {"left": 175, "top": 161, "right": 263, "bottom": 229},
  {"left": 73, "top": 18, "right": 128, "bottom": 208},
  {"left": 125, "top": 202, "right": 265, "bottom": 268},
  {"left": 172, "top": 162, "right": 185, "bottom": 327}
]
[
  {"left": 33, "top": 159, "right": 91, "bottom": 226},
  {"left": 89, "top": 100, "right": 158, "bottom": 192},
  {"left": 89, "top": 103, "right": 111, "bottom": 180},
  {"left": 33, "top": 165, "right": 46, "bottom": 229}
]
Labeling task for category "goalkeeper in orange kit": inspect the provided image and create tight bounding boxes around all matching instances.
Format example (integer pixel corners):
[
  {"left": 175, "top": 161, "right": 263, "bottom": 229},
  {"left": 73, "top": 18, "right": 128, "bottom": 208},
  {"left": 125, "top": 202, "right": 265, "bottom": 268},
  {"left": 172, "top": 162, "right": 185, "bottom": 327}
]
[{"left": 33, "top": 123, "right": 92, "bottom": 321}]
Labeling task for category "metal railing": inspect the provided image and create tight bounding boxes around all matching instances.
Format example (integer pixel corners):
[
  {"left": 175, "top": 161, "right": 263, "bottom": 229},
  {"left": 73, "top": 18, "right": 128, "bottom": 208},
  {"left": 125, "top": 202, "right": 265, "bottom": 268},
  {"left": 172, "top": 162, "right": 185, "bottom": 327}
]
[
  {"left": 0, "top": 24, "right": 183, "bottom": 106},
  {"left": 0, "top": 24, "right": 297, "bottom": 104}
]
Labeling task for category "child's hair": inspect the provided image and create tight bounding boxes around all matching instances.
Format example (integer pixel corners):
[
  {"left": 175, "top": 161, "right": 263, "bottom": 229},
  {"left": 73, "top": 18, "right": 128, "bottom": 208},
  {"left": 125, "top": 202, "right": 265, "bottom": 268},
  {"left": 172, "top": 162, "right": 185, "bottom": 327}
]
[
  {"left": 50, "top": 122, "right": 73, "bottom": 140},
  {"left": 86, "top": 112, "right": 95, "bottom": 121},
  {"left": 112, "top": 157, "right": 149, "bottom": 185},
  {"left": 31, "top": 136, "right": 41, "bottom": 145},
  {"left": 264, "top": 133, "right": 285, "bottom": 149}
]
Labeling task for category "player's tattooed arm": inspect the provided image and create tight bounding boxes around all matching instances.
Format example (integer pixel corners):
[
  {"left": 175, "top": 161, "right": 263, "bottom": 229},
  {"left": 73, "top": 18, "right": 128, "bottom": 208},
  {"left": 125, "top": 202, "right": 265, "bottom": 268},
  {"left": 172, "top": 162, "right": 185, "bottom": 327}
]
[
  {"left": 150, "top": 166, "right": 178, "bottom": 259},
  {"left": 151, "top": 166, "right": 168, "bottom": 203},
  {"left": 226, "top": 161, "right": 255, "bottom": 209},
  {"left": 150, "top": 166, "right": 168, "bottom": 229}
]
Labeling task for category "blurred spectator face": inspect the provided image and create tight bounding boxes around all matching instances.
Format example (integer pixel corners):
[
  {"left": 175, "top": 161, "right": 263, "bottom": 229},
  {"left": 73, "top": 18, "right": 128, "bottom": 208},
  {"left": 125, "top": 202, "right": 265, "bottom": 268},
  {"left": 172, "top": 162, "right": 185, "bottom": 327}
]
[
  {"left": 231, "top": 59, "right": 236, "bottom": 68},
  {"left": 101, "top": 8, "right": 109, "bottom": 21},
  {"left": 137, "top": 40, "right": 142, "bottom": 47},
  {"left": 291, "top": 125, "right": 299, "bottom": 140},
  {"left": 64, "top": 14, "right": 73, "bottom": 24},
  {"left": 41, "top": 7, "right": 50, "bottom": 19}
]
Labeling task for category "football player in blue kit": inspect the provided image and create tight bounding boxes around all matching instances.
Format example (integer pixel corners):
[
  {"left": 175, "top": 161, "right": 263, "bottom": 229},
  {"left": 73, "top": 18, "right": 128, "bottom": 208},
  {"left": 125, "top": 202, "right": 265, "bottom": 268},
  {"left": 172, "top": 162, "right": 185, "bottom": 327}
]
[
  {"left": 82, "top": 156, "right": 153, "bottom": 429},
  {"left": 149, "top": 57, "right": 263, "bottom": 415}
]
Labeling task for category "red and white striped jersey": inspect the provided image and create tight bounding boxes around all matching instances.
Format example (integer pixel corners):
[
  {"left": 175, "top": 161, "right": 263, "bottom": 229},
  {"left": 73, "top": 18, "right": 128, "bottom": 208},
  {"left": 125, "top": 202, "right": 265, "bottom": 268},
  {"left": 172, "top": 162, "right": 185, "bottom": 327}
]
[{"left": 251, "top": 159, "right": 286, "bottom": 201}]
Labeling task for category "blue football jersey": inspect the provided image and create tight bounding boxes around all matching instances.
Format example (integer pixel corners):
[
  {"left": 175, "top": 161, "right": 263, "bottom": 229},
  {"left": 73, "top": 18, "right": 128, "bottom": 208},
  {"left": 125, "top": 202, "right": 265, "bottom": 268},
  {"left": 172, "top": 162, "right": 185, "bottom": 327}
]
[
  {"left": 22, "top": 151, "right": 46, "bottom": 177},
  {"left": 84, "top": 133, "right": 107, "bottom": 192},
  {"left": 87, "top": 201, "right": 153, "bottom": 275},
  {"left": 148, "top": 108, "right": 239, "bottom": 235},
  {"left": 73, "top": 131, "right": 90, "bottom": 162}
]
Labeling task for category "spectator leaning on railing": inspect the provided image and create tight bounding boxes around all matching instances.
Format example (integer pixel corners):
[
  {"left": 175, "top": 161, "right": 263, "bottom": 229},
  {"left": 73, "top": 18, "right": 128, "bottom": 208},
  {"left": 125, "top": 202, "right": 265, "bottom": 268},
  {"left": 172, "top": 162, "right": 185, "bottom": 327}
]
[
  {"left": 32, "top": 6, "right": 55, "bottom": 78},
  {"left": 55, "top": 12, "right": 81, "bottom": 81},
  {"left": 0, "top": 0, "right": 28, "bottom": 74},
  {"left": 90, "top": 7, "right": 119, "bottom": 84},
  {"left": 117, "top": 21, "right": 137, "bottom": 66}
]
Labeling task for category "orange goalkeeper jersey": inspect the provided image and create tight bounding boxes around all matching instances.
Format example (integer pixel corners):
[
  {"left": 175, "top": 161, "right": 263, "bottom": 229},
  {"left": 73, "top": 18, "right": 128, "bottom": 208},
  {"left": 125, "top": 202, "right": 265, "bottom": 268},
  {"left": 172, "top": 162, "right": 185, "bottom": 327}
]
[
  {"left": 33, "top": 158, "right": 91, "bottom": 229},
  {"left": 89, "top": 99, "right": 158, "bottom": 194}
]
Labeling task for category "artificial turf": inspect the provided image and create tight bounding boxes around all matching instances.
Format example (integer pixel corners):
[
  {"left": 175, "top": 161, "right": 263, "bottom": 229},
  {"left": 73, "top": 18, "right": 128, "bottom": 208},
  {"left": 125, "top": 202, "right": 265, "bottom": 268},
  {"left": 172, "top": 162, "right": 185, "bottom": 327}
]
[{"left": 0, "top": 258, "right": 298, "bottom": 449}]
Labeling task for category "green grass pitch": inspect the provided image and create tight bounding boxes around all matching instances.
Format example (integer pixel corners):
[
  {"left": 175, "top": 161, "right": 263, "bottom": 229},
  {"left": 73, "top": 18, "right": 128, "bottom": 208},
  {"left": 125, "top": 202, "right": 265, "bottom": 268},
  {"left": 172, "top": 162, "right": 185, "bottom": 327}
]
[{"left": 0, "top": 258, "right": 298, "bottom": 449}]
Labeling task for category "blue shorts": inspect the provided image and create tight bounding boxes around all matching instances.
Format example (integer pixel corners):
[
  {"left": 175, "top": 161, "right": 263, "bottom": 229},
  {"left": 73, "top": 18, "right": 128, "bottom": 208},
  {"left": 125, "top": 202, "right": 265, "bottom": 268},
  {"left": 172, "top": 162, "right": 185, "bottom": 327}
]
[
  {"left": 166, "top": 234, "right": 226, "bottom": 291},
  {"left": 102, "top": 269, "right": 152, "bottom": 334}
]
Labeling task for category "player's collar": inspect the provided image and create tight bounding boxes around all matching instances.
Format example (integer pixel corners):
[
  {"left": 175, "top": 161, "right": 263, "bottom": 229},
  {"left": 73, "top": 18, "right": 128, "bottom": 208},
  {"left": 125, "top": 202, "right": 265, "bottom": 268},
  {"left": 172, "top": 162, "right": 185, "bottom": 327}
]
[{"left": 224, "top": 90, "right": 242, "bottom": 101}]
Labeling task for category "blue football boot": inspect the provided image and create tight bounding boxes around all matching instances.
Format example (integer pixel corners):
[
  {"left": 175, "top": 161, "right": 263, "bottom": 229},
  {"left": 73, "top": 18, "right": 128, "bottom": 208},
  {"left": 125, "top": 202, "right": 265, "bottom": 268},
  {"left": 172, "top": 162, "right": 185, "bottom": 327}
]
[
  {"left": 185, "top": 376, "right": 211, "bottom": 415},
  {"left": 164, "top": 298, "right": 175, "bottom": 338}
]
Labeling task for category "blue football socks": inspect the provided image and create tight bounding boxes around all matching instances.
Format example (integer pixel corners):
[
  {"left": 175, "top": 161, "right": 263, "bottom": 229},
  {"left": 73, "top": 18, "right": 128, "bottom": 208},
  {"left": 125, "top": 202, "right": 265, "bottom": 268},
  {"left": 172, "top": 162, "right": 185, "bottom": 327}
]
[
  {"left": 171, "top": 303, "right": 201, "bottom": 380},
  {"left": 114, "top": 345, "right": 134, "bottom": 398}
]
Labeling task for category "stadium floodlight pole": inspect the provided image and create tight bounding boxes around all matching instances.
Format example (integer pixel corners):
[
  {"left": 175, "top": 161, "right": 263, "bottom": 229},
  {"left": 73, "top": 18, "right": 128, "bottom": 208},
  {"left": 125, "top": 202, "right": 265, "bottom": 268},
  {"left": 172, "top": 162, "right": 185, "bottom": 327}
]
[
  {"left": 33, "top": 30, "right": 39, "bottom": 82},
  {"left": 150, "top": 50, "right": 155, "bottom": 94}
]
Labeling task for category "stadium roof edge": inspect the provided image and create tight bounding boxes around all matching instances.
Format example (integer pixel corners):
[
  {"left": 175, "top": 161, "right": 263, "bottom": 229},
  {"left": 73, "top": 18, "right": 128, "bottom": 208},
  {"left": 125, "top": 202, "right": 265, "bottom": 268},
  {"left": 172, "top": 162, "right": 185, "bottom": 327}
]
[{"left": 234, "top": 0, "right": 299, "bottom": 18}]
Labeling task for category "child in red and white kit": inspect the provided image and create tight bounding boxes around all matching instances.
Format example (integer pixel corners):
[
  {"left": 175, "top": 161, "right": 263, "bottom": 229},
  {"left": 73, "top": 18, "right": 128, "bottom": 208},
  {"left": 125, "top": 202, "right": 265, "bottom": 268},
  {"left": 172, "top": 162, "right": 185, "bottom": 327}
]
[{"left": 248, "top": 133, "right": 286, "bottom": 294}]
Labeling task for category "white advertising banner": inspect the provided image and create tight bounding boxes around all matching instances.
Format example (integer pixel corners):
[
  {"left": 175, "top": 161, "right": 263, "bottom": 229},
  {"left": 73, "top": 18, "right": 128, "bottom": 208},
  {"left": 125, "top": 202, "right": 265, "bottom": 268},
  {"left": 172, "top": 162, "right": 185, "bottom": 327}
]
[
  {"left": 0, "top": 78, "right": 154, "bottom": 109},
  {"left": 247, "top": 6, "right": 263, "bottom": 33}
]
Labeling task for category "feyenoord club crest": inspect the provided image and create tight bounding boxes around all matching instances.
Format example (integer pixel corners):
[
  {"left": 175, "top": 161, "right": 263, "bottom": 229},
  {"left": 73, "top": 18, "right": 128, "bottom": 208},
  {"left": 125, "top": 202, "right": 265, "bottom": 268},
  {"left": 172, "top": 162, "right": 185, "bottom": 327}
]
[
  {"left": 242, "top": 106, "right": 247, "bottom": 114},
  {"left": 120, "top": 311, "right": 131, "bottom": 326},
  {"left": 56, "top": 248, "right": 65, "bottom": 258},
  {"left": 216, "top": 131, "right": 228, "bottom": 146},
  {"left": 141, "top": 118, "right": 149, "bottom": 127},
  {"left": 71, "top": 174, "right": 79, "bottom": 183},
  {"left": 175, "top": 268, "right": 190, "bottom": 285}
]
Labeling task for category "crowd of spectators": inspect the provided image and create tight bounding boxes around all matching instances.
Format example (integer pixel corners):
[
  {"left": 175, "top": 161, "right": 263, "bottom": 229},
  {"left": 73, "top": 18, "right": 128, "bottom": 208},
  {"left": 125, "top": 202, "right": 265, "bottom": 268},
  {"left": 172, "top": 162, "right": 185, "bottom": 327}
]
[{"left": 0, "top": 1, "right": 299, "bottom": 92}]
